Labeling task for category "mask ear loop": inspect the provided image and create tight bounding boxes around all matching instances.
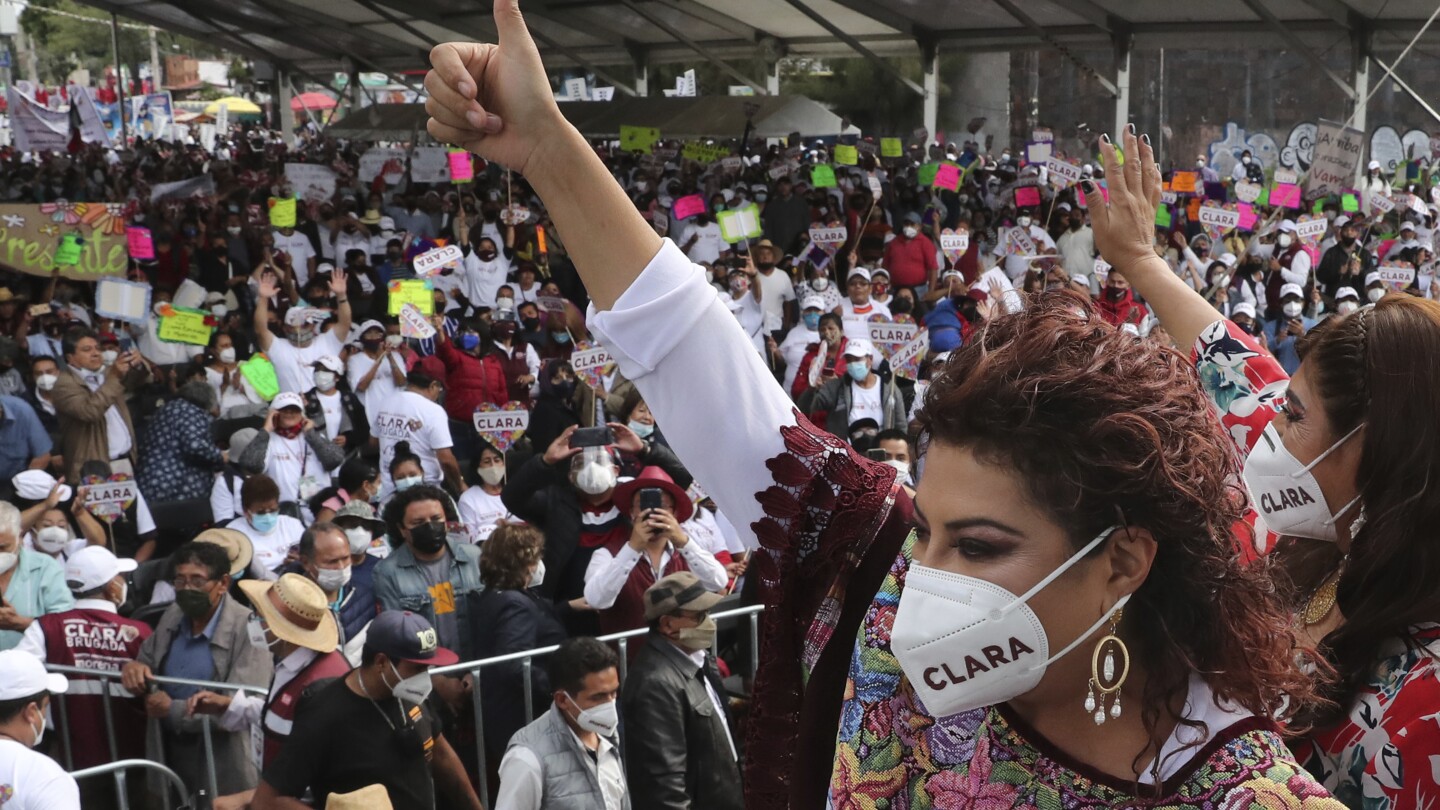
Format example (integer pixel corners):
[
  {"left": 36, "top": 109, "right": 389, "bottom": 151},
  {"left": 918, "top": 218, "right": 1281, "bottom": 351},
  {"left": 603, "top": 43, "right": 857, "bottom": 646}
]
[{"left": 992, "top": 524, "right": 1120, "bottom": 621}]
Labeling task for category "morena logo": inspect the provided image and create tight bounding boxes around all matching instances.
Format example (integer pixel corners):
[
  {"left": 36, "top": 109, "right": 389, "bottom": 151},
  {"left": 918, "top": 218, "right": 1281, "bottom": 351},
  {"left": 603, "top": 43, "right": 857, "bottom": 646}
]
[{"left": 922, "top": 637, "right": 1035, "bottom": 691}]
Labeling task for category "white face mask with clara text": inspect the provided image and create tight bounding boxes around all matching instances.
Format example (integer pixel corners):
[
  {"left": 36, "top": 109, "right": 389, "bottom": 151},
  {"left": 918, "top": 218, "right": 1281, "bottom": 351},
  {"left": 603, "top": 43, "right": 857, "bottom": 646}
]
[
  {"left": 1242, "top": 421, "right": 1363, "bottom": 542},
  {"left": 891, "top": 526, "right": 1129, "bottom": 718}
]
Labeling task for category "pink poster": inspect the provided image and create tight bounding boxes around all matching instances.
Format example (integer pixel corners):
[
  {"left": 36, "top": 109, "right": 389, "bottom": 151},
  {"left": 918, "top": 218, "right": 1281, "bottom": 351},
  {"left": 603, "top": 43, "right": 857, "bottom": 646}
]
[
  {"left": 1015, "top": 186, "right": 1041, "bottom": 207},
  {"left": 126, "top": 226, "right": 154, "bottom": 260},
  {"left": 673, "top": 194, "right": 706, "bottom": 220},
  {"left": 1270, "top": 183, "right": 1301, "bottom": 209},
  {"left": 1237, "top": 203, "right": 1257, "bottom": 231},
  {"left": 934, "top": 163, "right": 960, "bottom": 192},
  {"left": 448, "top": 151, "right": 473, "bottom": 183}
]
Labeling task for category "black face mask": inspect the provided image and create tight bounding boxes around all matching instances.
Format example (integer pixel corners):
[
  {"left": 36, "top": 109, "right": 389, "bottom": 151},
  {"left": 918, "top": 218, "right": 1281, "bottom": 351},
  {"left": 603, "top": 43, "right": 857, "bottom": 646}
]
[
  {"left": 521, "top": 316, "right": 541, "bottom": 331},
  {"left": 756, "top": 261, "right": 776, "bottom": 271},
  {"left": 362, "top": 338, "right": 382, "bottom": 352},
  {"left": 552, "top": 380, "right": 576, "bottom": 400},
  {"left": 892, "top": 298, "right": 914, "bottom": 315},
  {"left": 408, "top": 521, "right": 447, "bottom": 554},
  {"left": 478, "top": 250, "right": 497, "bottom": 261}
]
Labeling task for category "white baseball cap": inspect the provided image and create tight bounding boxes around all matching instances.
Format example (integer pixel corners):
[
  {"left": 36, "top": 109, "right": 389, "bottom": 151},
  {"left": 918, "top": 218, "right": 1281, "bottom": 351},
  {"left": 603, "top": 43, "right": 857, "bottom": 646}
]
[
  {"left": 1401, "top": 221, "right": 1416, "bottom": 232},
  {"left": 1279, "top": 283, "right": 1304, "bottom": 299},
  {"left": 842, "top": 339, "right": 875, "bottom": 359},
  {"left": 271, "top": 391, "right": 305, "bottom": 411},
  {"left": 1334, "top": 215, "right": 1351, "bottom": 229},
  {"left": 800, "top": 295, "right": 826, "bottom": 311},
  {"left": 283, "top": 307, "right": 309, "bottom": 327},
  {"left": 316, "top": 261, "right": 335, "bottom": 275},
  {"left": 357, "top": 319, "right": 385, "bottom": 338},
  {"left": 941, "top": 269, "right": 964, "bottom": 281},
  {"left": 1232, "top": 302, "right": 1257, "bottom": 319},
  {"left": 0, "top": 650, "right": 68, "bottom": 700},
  {"left": 847, "top": 268, "right": 871, "bottom": 282},
  {"left": 378, "top": 216, "right": 396, "bottom": 232},
  {"left": 1368, "top": 160, "right": 1381, "bottom": 171},
  {"left": 311, "top": 354, "right": 343, "bottom": 374},
  {"left": 1217, "top": 253, "right": 1238, "bottom": 268},
  {"left": 1365, "top": 271, "right": 1383, "bottom": 286},
  {"left": 64, "top": 546, "right": 137, "bottom": 594},
  {"left": 1336, "top": 287, "right": 1360, "bottom": 301},
  {"left": 1278, "top": 219, "right": 1298, "bottom": 234}
]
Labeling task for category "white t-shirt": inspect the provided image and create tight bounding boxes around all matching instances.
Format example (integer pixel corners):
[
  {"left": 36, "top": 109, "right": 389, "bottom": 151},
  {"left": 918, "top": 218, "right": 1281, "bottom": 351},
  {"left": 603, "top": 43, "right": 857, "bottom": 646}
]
[
  {"left": 371, "top": 390, "right": 453, "bottom": 496},
  {"left": 681, "top": 221, "right": 728, "bottom": 265},
  {"left": 347, "top": 351, "right": 405, "bottom": 422},
  {"left": 457, "top": 487, "right": 513, "bottom": 543},
  {"left": 272, "top": 230, "right": 317, "bottom": 287},
  {"left": 461, "top": 251, "right": 513, "bottom": 309},
  {"left": 263, "top": 433, "right": 331, "bottom": 505},
  {"left": 227, "top": 514, "right": 306, "bottom": 576},
  {"left": 332, "top": 229, "right": 370, "bottom": 267},
  {"left": 206, "top": 366, "right": 263, "bottom": 413},
  {"left": 0, "top": 739, "right": 80, "bottom": 809},
  {"left": 778, "top": 324, "right": 818, "bottom": 392},
  {"left": 724, "top": 291, "right": 766, "bottom": 354},
  {"left": 755, "top": 268, "right": 797, "bottom": 332},
  {"left": 266, "top": 330, "right": 345, "bottom": 395},
  {"left": 315, "top": 389, "right": 345, "bottom": 441},
  {"left": 839, "top": 298, "right": 890, "bottom": 360},
  {"left": 848, "top": 378, "right": 883, "bottom": 426},
  {"left": 994, "top": 224, "right": 1057, "bottom": 281}
]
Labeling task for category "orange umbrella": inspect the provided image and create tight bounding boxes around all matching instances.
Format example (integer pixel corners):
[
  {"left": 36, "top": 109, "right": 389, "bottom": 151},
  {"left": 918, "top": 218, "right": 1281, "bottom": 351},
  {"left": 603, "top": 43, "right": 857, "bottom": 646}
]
[{"left": 290, "top": 92, "right": 337, "bottom": 111}]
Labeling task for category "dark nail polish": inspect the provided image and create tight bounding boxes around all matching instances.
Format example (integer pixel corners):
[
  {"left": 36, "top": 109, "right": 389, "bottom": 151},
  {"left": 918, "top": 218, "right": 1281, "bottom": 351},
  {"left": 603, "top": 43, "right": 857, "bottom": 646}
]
[
  {"left": 1081, "top": 180, "right": 1095, "bottom": 193},
  {"left": 1126, "top": 123, "right": 1136, "bottom": 135},
  {"left": 1101, "top": 133, "right": 1112, "bottom": 145},
  {"left": 1141, "top": 133, "right": 1151, "bottom": 145}
]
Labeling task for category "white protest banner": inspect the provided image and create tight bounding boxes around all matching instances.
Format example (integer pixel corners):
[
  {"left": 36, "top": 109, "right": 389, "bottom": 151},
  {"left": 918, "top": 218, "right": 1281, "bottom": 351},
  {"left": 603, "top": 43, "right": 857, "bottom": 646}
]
[
  {"left": 410, "top": 147, "right": 452, "bottom": 183},
  {"left": 1371, "top": 193, "right": 1396, "bottom": 214},
  {"left": 7, "top": 86, "right": 69, "bottom": 152},
  {"left": 1274, "top": 168, "right": 1300, "bottom": 186},
  {"left": 537, "top": 295, "right": 568, "bottom": 314},
  {"left": 592, "top": 87, "right": 615, "bottom": 102},
  {"left": 1045, "top": 157, "right": 1082, "bottom": 187},
  {"left": 678, "top": 69, "right": 697, "bottom": 98},
  {"left": 413, "top": 244, "right": 463, "bottom": 278},
  {"left": 570, "top": 345, "right": 613, "bottom": 385},
  {"left": 1307, "top": 119, "right": 1365, "bottom": 200},
  {"left": 216, "top": 102, "right": 229, "bottom": 133},
  {"left": 564, "top": 78, "right": 588, "bottom": 101},
  {"left": 938, "top": 231, "right": 969, "bottom": 255},
  {"left": 868, "top": 320, "right": 919, "bottom": 345},
  {"left": 95, "top": 278, "right": 152, "bottom": 324},
  {"left": 1198, "top": 205, "right": 1242, "bottom": 232},
  {"left": 1235, "top": 182, "right": 1263, "bottom": 204},
  {"left": 358, "top": 147, "right": 407, "bottom": 184},
  {"left": 808, "top": 226, "right": 847, "bottom": 247},
  {"left": 1294, "top": 217, "right": 1329, "bottom": 241},
  {"left": 1026, "top": 142, "right": 1053, "bottom": 164},
  {"left": 868, "top": 175, "right": 883, "bottom": 200},
  {"left": 398, "top": 303, "right": 437, "bottom": 338},
  {"left": 1377, "top": 261, "right": 1416, "bottom": 288},
  {"left": 284, "top": 163, "right": 338, "bottom": 204},
  {"left": 83, "top": 477, "right": 138, "bottom": 524}
]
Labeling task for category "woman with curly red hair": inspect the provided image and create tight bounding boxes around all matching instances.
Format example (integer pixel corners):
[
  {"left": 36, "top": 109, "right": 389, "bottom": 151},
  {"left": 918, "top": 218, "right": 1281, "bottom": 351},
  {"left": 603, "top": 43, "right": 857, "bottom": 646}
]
[
  {"left": 1095, "top": 128, "right": 1440, "bottom": 809},
  {"left": 422, "top": 15, "right": 1339, "bottom": 808}
]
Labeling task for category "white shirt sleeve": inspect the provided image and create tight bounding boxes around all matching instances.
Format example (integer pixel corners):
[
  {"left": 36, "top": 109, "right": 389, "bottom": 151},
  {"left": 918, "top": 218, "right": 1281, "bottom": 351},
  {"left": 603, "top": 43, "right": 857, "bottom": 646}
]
[
  {"left": 582, "top": 545, "right": 636, "bottom": 610},
  {"left": 135, "top": 491, "right": 155, "bottom": 535},
  {"left": 677, "top": 540, "right": 730, "bottom": 592},
  {"left": 24, "top": 754, "right": 81, "bottom": 810},
  {"left": 218, "top": 689, "right": 264, "bottom": 733},
  {"left": 16, "top": 623, "right": 47, "bottom": 661},
  {"left": 494, "top": 745, "right": 545, "bottom": 810},
  {"left": 1282, "top": 250, "right": 1312, "bottom": 285},
  {"left": 588, "top": 239, "right": 795, "bottom": 546}
]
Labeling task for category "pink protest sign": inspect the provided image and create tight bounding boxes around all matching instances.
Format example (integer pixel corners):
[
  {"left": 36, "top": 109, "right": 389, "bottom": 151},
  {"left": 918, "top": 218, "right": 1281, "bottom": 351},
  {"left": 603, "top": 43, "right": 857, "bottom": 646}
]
[
  {"left": 448, "top": 151, "right": 473, "bottom": 183},
  {"left": 126, "top": 226, "right": 154, "bottom": 260},
  {"left": 1237, "top": 203, "right": 1257, "bottom": 231},
  {"left": 673, "top": 194, "right": 706, "bottom": 220},
  {"left": 1270, "top": 183, "right": 1302, "bottom": 209},
  {"left": 1015, "top": 186, "right": 1041, "bottom": 207},
  {"left": 934, "top": 163, "right": 960, "bottom": 192}
]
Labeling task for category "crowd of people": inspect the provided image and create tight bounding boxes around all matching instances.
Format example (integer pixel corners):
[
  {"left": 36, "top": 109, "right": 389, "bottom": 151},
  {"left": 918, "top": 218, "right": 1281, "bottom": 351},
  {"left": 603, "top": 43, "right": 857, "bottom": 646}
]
[{"left": 1, "top": 8, "right": 1440, "bottom": 810}]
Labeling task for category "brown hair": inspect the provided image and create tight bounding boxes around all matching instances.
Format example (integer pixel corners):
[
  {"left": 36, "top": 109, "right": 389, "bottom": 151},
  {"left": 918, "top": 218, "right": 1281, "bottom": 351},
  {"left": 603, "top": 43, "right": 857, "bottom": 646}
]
[
  {"left": 918, "top": 290, "right": 1321, "bottom": 737},
  {"left": 479, "top": 523, "right": 544, "bottom": 591},
  {"left": 1286, "top": 295, "right": 1440, "bottom": 727}
]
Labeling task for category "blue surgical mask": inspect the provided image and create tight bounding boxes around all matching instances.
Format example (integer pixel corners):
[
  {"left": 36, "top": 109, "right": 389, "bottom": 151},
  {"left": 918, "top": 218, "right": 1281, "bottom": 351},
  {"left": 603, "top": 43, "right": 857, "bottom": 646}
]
[
  {"left": 803, "top": 312, "right": 821, "bottom": 329},
  {"left": 395, "top": 475, "right": 422, "bottom": 492},
  {"left": 552, "top": 332, "right": 571, "bottom": 345},
  {"left": 459, "top": 333, "right": 481, "bottom": 351},
  {"left": 847, "top": 361, "right": 869, "bottom": 382},
  {"left": 250, "top": 512, "right": 279, "bottom": 535},
  {"left": 628, "top": 420, "right": 655, "bottom": 438}
]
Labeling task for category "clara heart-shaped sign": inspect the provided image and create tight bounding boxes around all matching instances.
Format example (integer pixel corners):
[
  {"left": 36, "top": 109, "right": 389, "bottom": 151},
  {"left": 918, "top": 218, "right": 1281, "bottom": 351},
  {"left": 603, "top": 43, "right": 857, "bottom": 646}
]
[
  {"left": 865, "top": 313, "right": 920, "bottom": 359},
  {"left": 1295, "top": 213, "right": 1328, "bottom": 247},
  {"left": 808, "top": 221, "right": 847, "bottom": 256},
  {"left": 1235, "top": 181, "right": 1262, "bottom": 204},
  {"left": 472, "top": 401, "right": 530, "bottom": 453},
  {"left": 1197, "top": 201, "right": 1241, "bottom": 244},
  {"left": 500, "top": 204, "right": 531, "bottom": 226},
  {"left": 568, "top": 340, "right": 615, "bottom": 391},
  {"left": 938, "top": 228, "right": 969, "bottom": 262},
  {"left": 82, "top": 474, "right": 137, "bottom": 524}
]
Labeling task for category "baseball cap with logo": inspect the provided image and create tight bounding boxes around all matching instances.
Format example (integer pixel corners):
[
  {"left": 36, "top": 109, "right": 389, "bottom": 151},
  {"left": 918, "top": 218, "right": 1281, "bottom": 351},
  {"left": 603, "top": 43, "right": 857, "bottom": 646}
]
[
  {"left": 0, "top": 649, "right": 68, "bottom": 700},
  {"left": 311, "top": 355, "right": 344, "bottom": 375},
  {"left": 843, "top": 339, "right": 876, "bottom": 360},
  {"left": 64, "top": 546, "right": 138, "bottom": 594},
  {"left": 364, "top": 610, "right": 458, "bottom": 666},
  {"left": 644, "top": 571, "right": 726, "bottom": 622},
  {"left": 271, "top": 392, "right": 305, "bottom": 412}
]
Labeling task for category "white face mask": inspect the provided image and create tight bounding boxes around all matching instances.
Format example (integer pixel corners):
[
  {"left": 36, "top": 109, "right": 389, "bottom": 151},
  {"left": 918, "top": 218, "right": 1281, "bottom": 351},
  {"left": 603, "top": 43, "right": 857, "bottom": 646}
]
[
  {"left": 812, "top": 277, "right": 830, "bottom": 292},
  {"left": 36, "top": 374, "right": 58, "bottom": 392},
  {"left": 314, "top": 370, "right": 338, "bottom": 391},
  {"left": 1278, "top": 234, "right": 1294, "bottom": 248},
  {"left": 1367, "top": 287, "right": 1385, "bottom": 303},
  {"left": 388, "top": 661, "right": 434, "bottom": 705},
  {"left": 892, "top": 526, "right": 1129, "bottom": 718},
  {"left": 1242, "top": 156, "right": 1252, "bottom": 165},
  {"left": 101, "top": 349, "right": 118, "bottom": 366},
  {"left": 1337, "top": 300, "right": 1359, "bottom": 315},
  {"left": 34, "top": 526, "right": 69, "bottom": 553},
  {"left": 528, "top": 560, "right": 546, "bottom": 589},
  {"left": 394, "top": 475, "right": 423, "bottom": 492},
  {"left": 883, "top": 459, "right": 911, "bottom": 480},
  {"left": 567, "top": 693, "right": 620, "bottom": 736},
  {"left": 314, "top": 565, "right": 351, "bottom": 592},
  {"left": 1282, "top": 301, "right": 1303, "bottom": 318},
  {"left": 903, "top": 226, "right": 919, "bottom": 238},
  {"left": 1242, "top": 422, "right": 1363, "bottom": 542},
  {"left": 385, "top": 335, "right": 404, "bottom": 348},
  {"left": 1017, "top": 216, "right": 1032, "bottom": 228},
  {"left": 246, "top": 616, "right": 281, "bottom": 653},
  {"left": 219, "top": 347, "right": 237, "bottom": 364},
  {"left": 345, "top": 527, "right": 373, "bottom": 555},
  {"left": 575, "top": 461, "right": 617, "bottom": 495},
  {"left": 478, "top": 465, "right": 506, "bottom": 486},
  {"left": 212, "top": 304, "right": 228, "bottom": 318},
  {"left": 29, "top": 707, "right": 45, "bottom": 748},
  {"left": 0, "top": 551, "right": 17, "bottom": 575}
]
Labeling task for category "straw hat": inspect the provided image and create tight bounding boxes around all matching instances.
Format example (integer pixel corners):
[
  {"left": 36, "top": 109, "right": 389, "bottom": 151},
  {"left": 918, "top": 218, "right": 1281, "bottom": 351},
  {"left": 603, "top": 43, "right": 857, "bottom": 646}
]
[
  {"left": 192, "top": 528, "right": 253, "bottom": 577},
  {"left": 238, "top": 573, "right": 339, "bottom": 653},
  {"left": 325, "top": 785, "right": 393, "bottom": 809}
]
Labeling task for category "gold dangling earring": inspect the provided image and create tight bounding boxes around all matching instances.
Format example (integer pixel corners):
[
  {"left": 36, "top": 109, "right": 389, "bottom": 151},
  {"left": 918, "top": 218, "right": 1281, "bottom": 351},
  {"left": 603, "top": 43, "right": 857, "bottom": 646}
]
[{"left": 1085, "top": 607, "right": 1130, "bottom": 726}]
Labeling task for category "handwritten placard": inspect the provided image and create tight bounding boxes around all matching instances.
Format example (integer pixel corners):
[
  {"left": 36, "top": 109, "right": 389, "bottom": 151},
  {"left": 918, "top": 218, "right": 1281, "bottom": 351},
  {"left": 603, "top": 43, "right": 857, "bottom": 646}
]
[
  {"left": 619, "top": 125, "right": 660, "bottom": 154},
  {"left": 239, "top": 355, "right": 279, "bottom": 401},
  {"left": 398, "top": 303, "right": 437, "bottom": 339},
  {"left": 1238, "top": 203, "right": 1258, "bottom": 231},
  {"left": 269, "top": 197, "right": 296, "bottom": 228},
  {"left": 156, "top": 306, "right": 215, "bottom": 346},
  {"left": 934, "top": 163, "right": 961, "bottom": 192},
  {"left": 673, "top": 194, "right": 706, "bottom": 220},
  {"left": 1015, "top": 186, "right": 1041, "bottom": 207},
  {"left": 811, "top": 165, "right": 837, "bottom": 188},
  {"left": 387, "top": 280, "right": 434, "bottom": 316},
  {"left": 833, "top": 144, "right": 858, "bottom": 166},
  {"left": 880, "top": 138, "right": 903, "bottom": 158},
  {"left": 55, "top": 234, "right": 82, "bottom": 266},
  {"left": 717, "top": 203, "right": 762, "bottom": 243},
  {"left": 413, "top": 245, "right": 463, "bottom": 278},
  {"left": 472, "top": 402, "right": 530, "bottom": 453},
  {"left": 1171, "top": 171, "right": 1197, "bottom": 194},
  {"left": 126, "top": 227, "right": 154, "bottom": 260},
  {"left": 1270, "top": 183, "right": 1302, "bottom": 209}
]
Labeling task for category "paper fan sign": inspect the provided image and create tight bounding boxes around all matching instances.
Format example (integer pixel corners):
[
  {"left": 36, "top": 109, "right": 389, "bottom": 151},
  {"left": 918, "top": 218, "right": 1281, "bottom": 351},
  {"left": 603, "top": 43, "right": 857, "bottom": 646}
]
[
  {"left": 889, "top": 329, "right": 929, "bottom": 380},
  {"left": 83, "top": 475, "right": 138, "bottom": 524},
  {"left": 1377, "top": 260, "right": 1416, "bottom": 290},
  {"left": 1235, "top": 182, "right": 1263, "bottom": 204},
  {"left": 569, "top": 341, "right": 615, "bottom": 390},
  {"left": 473, "top": 402, "right": 530, "bottom": 453},
  {"left": 413, "top": 244, "right": 463, "bottom": 278},
  {"left": 939, "top": 229, "right": 969, "bottom": 262}
]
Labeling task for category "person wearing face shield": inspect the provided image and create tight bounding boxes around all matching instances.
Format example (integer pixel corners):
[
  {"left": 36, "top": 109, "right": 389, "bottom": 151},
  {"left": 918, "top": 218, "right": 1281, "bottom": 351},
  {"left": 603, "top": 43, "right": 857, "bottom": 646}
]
[
  {"left": 497, "top": 636, "right": 627, "bottom": 810},
  {"left": 0, "top": 650, "right": 80, "bottom": 810},
  {"left": 186, "top": 573, "right": 348, "bottom": 809},
  {"left": 619, "top": 571, "right": 739, "bottom": 810},
  {"left": 252, "top": 269, "right": 353, "bottom": 395},
  {"left": 251, "top": 610, "right": 484, "bottom": 810}
]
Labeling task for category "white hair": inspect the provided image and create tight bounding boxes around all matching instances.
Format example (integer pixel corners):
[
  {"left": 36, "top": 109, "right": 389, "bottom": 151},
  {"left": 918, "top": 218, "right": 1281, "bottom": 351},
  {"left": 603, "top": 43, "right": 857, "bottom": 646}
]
[{"left": 0, "top": 501, "right": 21, "bottom": 539}]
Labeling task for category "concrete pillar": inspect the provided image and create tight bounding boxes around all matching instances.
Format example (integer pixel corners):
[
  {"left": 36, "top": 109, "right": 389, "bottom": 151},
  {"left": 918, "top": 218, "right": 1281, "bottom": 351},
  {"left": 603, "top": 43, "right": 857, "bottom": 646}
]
[
  {"left": 1113, "top": 34, "right": 1132, "bottom": 138},
  {"left": 922, "top": 44, "right": 939, "bottom": 141},
  {"left": 1351, "top": 27, "right": 1370, "bottom": 134},
  {"left": 278, "top": 72, "right": 296, "bottom": 139},
  {"left": 766, "top": 61, "right": 780, "bottom": 95},
  {"left": 633, "top": 58, "right": 649, "bottom": 97},
  {"left": 952, "top": 51, "right": 1008, "bottom": 151}
]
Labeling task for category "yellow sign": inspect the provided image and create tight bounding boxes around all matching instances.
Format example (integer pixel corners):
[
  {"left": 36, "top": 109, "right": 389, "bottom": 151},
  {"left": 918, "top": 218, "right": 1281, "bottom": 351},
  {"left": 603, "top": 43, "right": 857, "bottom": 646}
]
[
  {"left": 156, "top": 306, "right": 215, "bottom": 346},
  {"left": 881, "top": 138, "right": 904, "bottom": 158},
  {"left": 269, "top": 197, "right": 296, "bottom": 228},
  {"left": 682, "top": 142, "right": 729, "bottom": 164},
  {"left": 834, "top": 144, "right": 858, "bottom": 166},
  {"left": 0, "top": 204, "right": 129, "bottom": 280},
  {"left": 388, "top": 280, "right": 434, "bottom": 316},
  {"left": 619, "top": 125, "right": 660, "bottom": 154}
]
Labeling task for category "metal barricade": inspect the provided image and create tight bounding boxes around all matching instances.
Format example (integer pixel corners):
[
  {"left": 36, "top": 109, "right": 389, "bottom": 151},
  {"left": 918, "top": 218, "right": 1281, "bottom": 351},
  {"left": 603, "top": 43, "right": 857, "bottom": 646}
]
[
  {"left": 44, "top": 663, "right": 269, "bottom": 810},
  {"left": 70, "top": 759, "right": 190, "bottom": 809},
  {"left": 426, "top": 603, "right": 766, "bottom": 800}
]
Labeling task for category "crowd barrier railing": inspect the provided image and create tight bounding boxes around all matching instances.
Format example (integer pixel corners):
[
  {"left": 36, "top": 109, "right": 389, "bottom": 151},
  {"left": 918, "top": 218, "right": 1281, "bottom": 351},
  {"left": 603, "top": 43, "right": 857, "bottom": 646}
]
[
  {"left": 45, "top": 602, "right": 765, "bottom": 804},
  {"left": 70, "top": 759, "right": 192, "bottom": 809}
]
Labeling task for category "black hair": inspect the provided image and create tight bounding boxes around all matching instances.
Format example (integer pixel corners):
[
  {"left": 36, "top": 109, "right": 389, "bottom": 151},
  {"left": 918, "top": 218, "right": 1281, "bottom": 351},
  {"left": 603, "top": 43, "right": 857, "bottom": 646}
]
[
  {"left": 61, "top": 326, "right": 98, "bottom": 360},
  {"left": 0, "top": 693, "right": 46, "bottom": 724},
  {"left": 299, "top": 521, "right": 345, "bottom": 561},
  {"left": 388, "top": 441, "right": 422, "bottom": 478},
  {"left": 818, "top": 312, "right": 842, "bottom": 331},
  {"left": 381, "top": 484, "right": 455, "bottom": 543},
  {"left": 78, "top": 459, "right": 113, "bottom": 481},
  {"left": 308, "top": 458, "right": 378, "bottom": 516},
  {"left": 875, "top": 428, "right": 910, "bottom": 446},
  {"left": 173, "top": 541, "right": 231, "bottom": 581},
  {"left": 241, "top": 474, "right": 280, "bottom": 508},
  {"left": 548, "top": 637, "right": 620, "bottom": 695},
  {"left": 406, "top": 370, "right": 438, "bottom": 390}
]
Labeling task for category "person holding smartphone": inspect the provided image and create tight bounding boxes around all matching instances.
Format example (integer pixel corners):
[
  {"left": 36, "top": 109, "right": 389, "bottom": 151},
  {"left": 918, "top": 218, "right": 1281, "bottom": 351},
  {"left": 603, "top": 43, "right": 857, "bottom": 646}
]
[
  {"left": 581, "top": 467, "right": 728, "bottom": 639},
  {"left": 1263, "top": 282, "right": 1317, "bottom": 374}
]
